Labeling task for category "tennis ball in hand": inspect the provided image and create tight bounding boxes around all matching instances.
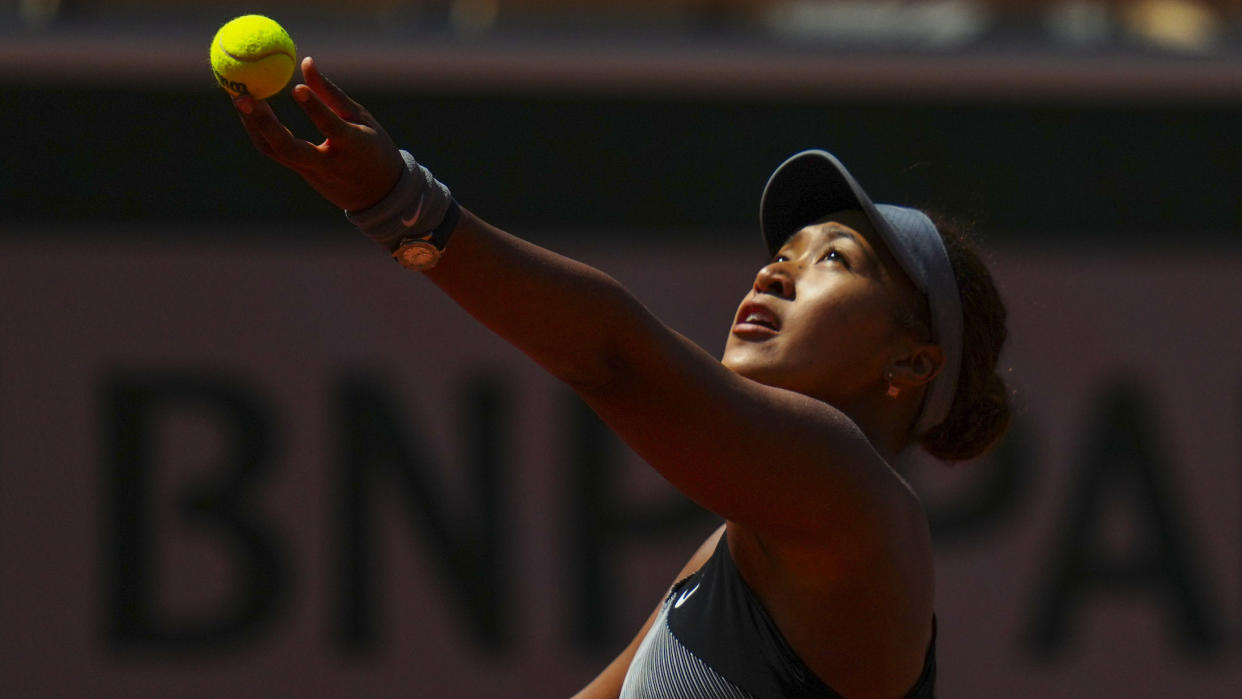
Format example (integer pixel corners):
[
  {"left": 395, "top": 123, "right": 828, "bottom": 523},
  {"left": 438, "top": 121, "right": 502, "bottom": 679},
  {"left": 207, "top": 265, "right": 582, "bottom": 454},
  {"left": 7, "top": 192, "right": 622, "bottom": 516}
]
[{"left": 210, "top": 15, "right": 296, "bottom": 100}]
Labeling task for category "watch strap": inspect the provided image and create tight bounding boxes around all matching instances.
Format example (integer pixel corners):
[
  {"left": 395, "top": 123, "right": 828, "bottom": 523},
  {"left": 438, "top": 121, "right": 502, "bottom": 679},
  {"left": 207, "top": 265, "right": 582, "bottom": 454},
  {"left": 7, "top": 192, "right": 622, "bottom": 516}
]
[{"left": 392, "top": 199, "right": 461, "bottom": 271}]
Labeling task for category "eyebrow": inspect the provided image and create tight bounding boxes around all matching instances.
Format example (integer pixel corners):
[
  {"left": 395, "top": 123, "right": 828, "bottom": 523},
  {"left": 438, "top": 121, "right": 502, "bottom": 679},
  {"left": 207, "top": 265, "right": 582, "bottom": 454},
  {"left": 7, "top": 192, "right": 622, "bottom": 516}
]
[
  {"left": 780, "top": 222, "right": 875, "bottom": 259},
  {"left": 821, "top": 224, "right": 866, "bottom": 244},
  {"left": 822, "top": 225, "right": 878, "bottom": 259}
]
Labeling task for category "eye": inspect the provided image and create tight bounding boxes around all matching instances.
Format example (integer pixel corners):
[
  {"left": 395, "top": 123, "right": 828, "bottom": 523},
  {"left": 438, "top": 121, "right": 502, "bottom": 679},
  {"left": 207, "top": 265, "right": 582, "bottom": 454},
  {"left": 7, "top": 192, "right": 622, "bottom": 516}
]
[{"left": 819, "top": 248, "right": 850, "bottom": 267}]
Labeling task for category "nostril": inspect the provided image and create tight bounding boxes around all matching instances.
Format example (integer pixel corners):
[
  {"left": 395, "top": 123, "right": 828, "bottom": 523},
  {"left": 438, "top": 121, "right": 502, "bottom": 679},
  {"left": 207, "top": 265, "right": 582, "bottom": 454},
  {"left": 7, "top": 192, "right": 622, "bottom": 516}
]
[{"left": 756, "top": 266, "right": 793, "bottom": 298}]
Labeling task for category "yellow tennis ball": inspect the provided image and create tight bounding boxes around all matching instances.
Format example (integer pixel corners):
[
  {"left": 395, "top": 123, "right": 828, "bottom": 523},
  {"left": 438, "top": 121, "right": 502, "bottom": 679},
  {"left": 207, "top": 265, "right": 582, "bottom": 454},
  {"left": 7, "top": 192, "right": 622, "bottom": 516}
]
[{"left": 210, "top": 15, "right": 296, "bottom": 100}]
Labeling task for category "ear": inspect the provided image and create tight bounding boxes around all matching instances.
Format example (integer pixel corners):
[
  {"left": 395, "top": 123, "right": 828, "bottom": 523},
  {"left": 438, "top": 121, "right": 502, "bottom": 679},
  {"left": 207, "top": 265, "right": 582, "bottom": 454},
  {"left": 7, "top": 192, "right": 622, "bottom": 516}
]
[{"left": 887, "top": 344, "right": 945, "bottom": 390}]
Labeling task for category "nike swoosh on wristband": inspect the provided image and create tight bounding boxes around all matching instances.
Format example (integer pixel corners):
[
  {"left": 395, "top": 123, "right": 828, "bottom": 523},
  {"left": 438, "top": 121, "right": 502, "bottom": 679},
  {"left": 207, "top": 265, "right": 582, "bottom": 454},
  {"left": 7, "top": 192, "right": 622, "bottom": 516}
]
[{"left": 400, "top": 193, "right": 427, "bottom": 228}]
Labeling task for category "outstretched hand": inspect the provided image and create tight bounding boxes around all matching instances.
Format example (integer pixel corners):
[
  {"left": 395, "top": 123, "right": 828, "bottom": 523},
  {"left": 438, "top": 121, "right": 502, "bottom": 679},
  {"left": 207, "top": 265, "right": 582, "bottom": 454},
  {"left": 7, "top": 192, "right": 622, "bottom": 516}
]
[{"left": 234, "top": 56, "right": 406, "bottom": 213}]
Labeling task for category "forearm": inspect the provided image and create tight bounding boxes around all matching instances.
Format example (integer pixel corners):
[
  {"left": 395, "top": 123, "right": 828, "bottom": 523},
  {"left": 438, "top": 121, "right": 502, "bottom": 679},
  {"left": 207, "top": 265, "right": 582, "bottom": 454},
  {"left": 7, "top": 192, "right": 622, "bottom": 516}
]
[
  {"left": 424, "top": 209, "right": 652, "bottom": 389},
  {"left": 233, "top": 58, "right": 899, "bottom": 544},
  {"left": 234, "top": 64, "right": 660, "bottom": 396}
]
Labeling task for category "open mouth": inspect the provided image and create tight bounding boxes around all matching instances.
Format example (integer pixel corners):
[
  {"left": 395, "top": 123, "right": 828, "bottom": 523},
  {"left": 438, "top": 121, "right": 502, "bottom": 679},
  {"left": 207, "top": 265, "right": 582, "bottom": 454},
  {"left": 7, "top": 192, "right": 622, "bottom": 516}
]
[{"left": 734, "top": 303, "right": 780, "bottom": 335}]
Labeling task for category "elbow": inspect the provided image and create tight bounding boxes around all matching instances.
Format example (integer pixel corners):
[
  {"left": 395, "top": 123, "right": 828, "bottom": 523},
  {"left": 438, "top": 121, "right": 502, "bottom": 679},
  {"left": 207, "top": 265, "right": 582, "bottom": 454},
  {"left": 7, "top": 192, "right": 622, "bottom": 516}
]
[
  {"left": 556, "top": 337, "right": 633, "bottom": 396},
  {"left": 546, "top": 279, "right": 651, "bottom": 395}
]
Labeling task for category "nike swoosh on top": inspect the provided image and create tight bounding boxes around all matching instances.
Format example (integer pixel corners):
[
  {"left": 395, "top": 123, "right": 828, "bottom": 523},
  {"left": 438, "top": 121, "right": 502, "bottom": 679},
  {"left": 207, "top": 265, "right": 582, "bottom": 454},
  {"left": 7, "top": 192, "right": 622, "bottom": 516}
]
[{"left": 674, "top": 583, "right": 700, "bottom": 608}]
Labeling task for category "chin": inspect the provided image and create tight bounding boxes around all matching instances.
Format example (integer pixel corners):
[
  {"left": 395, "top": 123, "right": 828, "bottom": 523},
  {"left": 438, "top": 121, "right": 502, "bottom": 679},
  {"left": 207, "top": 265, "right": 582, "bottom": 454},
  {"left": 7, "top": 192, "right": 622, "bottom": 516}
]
[
  {"left": 719, "top": 350, "right": 747, "bottom": 375},
  {"left": 722, "top": 354, "right": 777, "bottom": 386}
]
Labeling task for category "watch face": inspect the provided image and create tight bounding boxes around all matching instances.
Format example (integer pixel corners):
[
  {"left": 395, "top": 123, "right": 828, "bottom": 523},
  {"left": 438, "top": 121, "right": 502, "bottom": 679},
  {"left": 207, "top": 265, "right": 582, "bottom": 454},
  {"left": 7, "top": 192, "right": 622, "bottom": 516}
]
[{"left": 394, "top": 241, "right": 440, "bottom": 271}]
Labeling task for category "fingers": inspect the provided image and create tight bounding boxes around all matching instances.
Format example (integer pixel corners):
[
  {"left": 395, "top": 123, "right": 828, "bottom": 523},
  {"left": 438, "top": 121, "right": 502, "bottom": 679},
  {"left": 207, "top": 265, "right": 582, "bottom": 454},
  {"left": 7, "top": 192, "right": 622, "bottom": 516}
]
[
  {"left": 236, "top": 102, "right": 273, "bottom": 156},
  {"left": 230, "top": 58, "right": 402, "bottom": 211},
  {"left": 300, "top": 57, "right": 366, "bottom": 123},
  {"left": 233, "top": 95, "right": 318, "bottom": 167},
  {"left": 291, "top": 82, "right": 350, "bottom": 142}
]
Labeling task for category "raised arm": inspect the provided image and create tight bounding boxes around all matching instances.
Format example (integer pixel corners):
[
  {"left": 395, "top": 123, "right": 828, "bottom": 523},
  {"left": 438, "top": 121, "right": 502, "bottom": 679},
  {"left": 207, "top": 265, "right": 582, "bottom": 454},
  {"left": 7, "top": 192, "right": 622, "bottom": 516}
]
[{"left": 235, "top": 58, "right": 913, "bottom": 547}]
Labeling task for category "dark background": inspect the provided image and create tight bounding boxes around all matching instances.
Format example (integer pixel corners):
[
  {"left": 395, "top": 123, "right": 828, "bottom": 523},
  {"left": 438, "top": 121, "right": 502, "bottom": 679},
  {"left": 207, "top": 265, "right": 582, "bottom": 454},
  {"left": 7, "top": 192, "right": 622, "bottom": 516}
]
[
  {"left": 6, "top": 0, "right": 1242, "bottom": 248},
  {"left": 6, "top": 83, "right": 1242, "bottom": 245}
]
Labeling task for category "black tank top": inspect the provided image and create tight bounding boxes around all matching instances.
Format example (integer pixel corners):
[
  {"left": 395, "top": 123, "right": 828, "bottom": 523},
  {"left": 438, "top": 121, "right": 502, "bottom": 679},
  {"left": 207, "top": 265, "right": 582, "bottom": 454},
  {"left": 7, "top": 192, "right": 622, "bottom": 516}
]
[{"left": 620, "top": 534, "right": 936, "bottom": 698}]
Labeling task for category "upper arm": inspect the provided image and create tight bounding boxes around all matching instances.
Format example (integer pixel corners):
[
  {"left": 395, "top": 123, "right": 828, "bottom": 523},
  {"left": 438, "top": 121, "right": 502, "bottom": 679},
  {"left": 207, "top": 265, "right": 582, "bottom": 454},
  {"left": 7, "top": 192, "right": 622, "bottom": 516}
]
[
  {"left": 428, "top": 211, "right": 905, "bottom": 545},
  {"left": 576, "top": 316, "right": 906, "bottom": 546}
]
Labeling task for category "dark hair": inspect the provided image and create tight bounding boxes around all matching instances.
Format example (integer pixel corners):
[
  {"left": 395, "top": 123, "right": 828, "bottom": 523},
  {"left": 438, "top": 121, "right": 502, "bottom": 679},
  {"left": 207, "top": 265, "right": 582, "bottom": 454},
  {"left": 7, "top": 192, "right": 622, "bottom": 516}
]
[{"left": 917, "top": 213, "right": 1011, "bottom": 462}]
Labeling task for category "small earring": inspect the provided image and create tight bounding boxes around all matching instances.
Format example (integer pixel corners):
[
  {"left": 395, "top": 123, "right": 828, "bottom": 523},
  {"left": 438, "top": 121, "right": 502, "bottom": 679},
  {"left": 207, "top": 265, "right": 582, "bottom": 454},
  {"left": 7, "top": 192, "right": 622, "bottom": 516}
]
[{"left": 884, "top": 370, "right": 901, "bottom": 398}]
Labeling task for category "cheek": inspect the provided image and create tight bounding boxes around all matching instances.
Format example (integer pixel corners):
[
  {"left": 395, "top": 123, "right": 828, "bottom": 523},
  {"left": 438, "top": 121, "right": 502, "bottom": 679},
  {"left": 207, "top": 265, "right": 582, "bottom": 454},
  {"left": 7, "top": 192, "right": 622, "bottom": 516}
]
[
  {"left": 806, "top": 284, "right": 885, "bottom": 331},
  {"left": 804, "top": 295, "right": 904, "bottom": 361},
  {"left": 843, "top": 301, "right": 901, "bottom": 345}
]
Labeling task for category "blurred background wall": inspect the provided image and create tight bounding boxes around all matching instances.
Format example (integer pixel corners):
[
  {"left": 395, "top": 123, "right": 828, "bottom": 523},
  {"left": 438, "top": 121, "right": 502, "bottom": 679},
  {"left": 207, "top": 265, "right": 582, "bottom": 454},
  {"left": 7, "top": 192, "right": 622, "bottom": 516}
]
[{"left": 2, "top": 1, "right": 1241, "bottom": 697}]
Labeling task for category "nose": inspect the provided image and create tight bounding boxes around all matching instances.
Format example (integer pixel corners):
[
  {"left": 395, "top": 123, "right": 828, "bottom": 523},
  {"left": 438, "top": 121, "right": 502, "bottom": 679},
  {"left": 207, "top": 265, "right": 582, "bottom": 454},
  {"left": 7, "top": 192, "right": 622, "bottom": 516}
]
[{"left": 754, "top": 261, "right": 795, "bottom": 299}]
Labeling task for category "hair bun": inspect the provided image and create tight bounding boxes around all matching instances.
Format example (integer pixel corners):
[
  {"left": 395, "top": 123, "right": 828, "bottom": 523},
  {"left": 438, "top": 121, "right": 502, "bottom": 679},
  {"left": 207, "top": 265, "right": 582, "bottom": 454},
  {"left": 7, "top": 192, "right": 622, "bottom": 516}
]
[{"left": 920, "top": 370, "right": 1011, "bottom": 462}]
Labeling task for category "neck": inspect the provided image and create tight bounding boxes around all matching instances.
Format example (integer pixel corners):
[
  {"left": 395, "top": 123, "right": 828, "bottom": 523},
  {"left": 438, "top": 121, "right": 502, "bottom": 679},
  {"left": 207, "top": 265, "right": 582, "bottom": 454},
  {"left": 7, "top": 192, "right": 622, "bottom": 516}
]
[{"left": 839, "top": 387, "right": 925, "bottom": 464}]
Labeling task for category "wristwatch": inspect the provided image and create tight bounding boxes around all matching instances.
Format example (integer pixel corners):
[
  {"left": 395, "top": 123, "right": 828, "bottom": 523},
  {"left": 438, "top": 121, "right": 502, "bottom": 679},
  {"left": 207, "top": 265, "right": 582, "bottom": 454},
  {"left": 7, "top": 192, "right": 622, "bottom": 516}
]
[{"left": 392, "top": 199, "right": 461, "bottom": 271}]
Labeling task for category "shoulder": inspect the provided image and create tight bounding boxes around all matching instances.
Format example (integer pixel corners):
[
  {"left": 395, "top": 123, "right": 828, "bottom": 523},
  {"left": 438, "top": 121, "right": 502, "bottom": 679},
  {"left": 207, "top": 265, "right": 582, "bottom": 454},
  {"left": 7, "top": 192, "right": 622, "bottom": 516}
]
[
  {"left": 729, "top": 470, "right": 931, "bottom": 591},
  {"left": 733, "top": 457, "right": 933, "bottom": 605},
  {"left": 726, "top": 476, "right": 935, "bottom": 697},
  {"left": 741, "top": 437, "right": 933, "bottom": 574}
]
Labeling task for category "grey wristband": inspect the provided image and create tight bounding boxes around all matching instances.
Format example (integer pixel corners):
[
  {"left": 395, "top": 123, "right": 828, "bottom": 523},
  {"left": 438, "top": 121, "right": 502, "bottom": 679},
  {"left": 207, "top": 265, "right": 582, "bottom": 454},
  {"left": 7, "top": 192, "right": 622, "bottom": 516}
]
[{"left": 345, "top": 150, "right": 454, "bottom": 252}]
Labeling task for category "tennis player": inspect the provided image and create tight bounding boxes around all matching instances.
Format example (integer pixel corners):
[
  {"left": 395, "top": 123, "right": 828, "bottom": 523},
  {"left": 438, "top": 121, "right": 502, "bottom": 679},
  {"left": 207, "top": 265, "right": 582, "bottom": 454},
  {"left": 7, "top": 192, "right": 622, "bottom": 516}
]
[{"left": 234, "top": 57, "right": 1010, "bottom": 699}]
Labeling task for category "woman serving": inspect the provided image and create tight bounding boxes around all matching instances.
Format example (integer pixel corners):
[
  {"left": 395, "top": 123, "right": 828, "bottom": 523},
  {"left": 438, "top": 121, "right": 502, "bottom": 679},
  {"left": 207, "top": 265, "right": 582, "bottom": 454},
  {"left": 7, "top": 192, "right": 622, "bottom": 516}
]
[{"left": 234, "top": 57, "right": 1010, "bottom": 699}]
